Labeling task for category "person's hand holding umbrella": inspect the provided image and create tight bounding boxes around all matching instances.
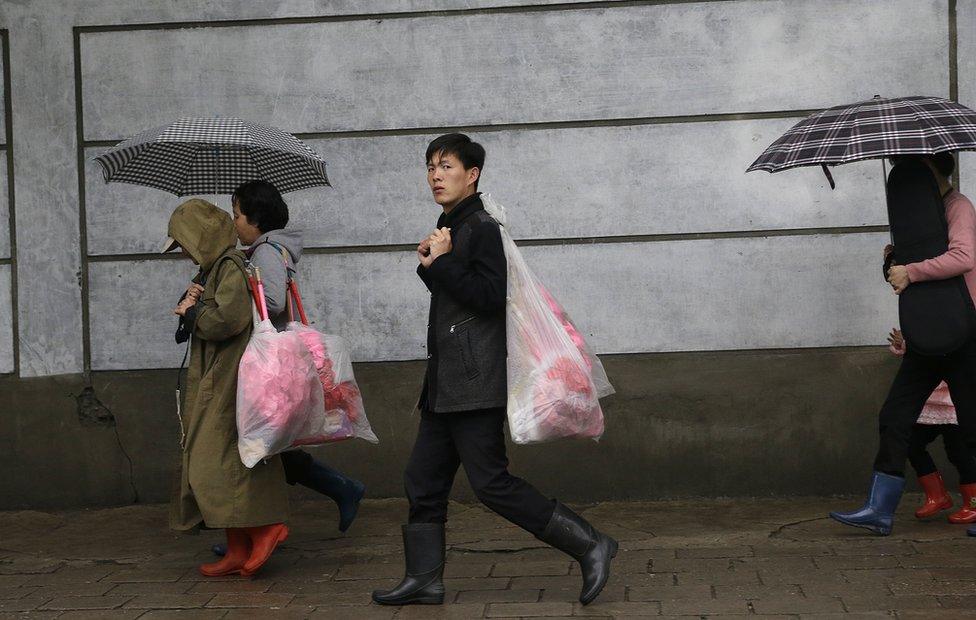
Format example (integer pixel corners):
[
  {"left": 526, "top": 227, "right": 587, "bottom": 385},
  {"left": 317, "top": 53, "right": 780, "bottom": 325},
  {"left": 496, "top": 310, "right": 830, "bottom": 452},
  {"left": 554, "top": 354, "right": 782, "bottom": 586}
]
[
  {"left": 174, "top": 296, "right": 196, "bottom": 317},
  {"left": 174, "top": 283, "right": 204, "bottom": 317}
]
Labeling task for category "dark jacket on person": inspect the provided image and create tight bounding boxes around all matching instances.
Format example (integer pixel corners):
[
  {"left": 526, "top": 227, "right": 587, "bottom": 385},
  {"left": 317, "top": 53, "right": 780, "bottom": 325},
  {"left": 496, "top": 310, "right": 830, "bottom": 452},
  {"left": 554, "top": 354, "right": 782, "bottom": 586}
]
[{"left": 417, "top": 193, "right": 507, "bottom": 413}]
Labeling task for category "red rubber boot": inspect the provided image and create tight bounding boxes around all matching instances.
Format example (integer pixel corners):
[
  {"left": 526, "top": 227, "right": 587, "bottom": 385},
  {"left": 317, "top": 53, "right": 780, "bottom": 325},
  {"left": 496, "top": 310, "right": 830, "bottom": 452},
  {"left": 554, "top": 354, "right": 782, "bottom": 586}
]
[
  {"left": 199, "top": 528, "right": 251, "bottom": 577},
  {"left": 948, "top": 483, "right": 976, "bottom": 523},
  {"left": 915, "top": 472, "right": 952, "bottom": 519},
  {"left": 240, "top": 523, "right": 289, "bottom": 577}
]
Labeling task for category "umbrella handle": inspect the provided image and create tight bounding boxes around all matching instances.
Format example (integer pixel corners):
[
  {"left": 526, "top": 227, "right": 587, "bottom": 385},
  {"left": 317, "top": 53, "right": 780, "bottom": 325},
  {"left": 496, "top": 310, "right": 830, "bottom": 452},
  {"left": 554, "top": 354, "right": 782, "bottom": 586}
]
[
  {"left": 882, "top": 158, "right": 893, "bottom": 244},
  {"left": 820, "top": 164, "right": 835, "bottom": 190}
]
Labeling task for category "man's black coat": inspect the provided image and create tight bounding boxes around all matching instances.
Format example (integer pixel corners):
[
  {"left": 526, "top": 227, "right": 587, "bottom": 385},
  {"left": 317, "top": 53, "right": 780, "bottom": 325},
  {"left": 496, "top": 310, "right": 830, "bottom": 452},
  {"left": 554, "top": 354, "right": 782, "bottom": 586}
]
[{"left": 417, "top": 193, "right": 508, "bottom": 413}]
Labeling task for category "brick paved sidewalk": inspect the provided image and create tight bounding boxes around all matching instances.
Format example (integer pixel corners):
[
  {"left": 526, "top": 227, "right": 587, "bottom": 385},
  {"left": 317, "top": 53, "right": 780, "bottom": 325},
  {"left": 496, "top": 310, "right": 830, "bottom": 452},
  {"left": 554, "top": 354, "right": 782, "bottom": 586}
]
[{"left": 1, "top": 496, "right": 975, "bottom": 619}]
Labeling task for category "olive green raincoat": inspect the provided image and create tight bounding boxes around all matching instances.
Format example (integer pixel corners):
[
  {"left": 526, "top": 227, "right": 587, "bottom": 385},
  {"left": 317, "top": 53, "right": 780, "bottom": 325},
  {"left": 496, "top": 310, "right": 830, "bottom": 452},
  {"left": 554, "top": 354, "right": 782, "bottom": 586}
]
[{"left": 167, "top": 198, "right": 288, "bottom": 531}]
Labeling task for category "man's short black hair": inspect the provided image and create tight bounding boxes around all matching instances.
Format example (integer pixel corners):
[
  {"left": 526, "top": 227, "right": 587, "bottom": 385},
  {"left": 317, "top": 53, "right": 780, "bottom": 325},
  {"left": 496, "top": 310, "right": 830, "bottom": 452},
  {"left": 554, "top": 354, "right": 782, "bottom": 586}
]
[
  {"left": 232, "top": 180, "right": 289, "bottom": 233},
  {"left": 426, "top": 133, "right": 486, "bottom": 188},
  {"left": 930, "top": 152, "right": 956, "bottom": 178}
]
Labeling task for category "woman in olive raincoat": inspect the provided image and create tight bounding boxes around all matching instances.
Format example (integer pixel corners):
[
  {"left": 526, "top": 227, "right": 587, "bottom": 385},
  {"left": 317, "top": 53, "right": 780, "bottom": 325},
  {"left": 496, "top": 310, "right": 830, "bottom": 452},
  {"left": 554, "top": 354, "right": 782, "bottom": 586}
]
[{"left": 163, "top": 198, "right": 289, "bottom": 577}]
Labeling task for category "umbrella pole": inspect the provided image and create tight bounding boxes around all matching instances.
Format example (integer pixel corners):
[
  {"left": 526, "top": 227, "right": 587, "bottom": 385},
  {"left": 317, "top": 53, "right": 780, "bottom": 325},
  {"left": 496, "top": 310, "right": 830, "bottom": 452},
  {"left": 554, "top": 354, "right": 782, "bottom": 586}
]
[{"left": 882, "top": 158, "right": 893, "bottom": 244}]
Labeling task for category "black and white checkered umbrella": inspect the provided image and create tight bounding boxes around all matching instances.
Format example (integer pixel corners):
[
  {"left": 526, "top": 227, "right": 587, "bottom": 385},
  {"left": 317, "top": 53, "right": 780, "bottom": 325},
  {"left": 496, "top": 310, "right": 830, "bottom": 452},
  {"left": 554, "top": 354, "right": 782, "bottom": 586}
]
[
  {"left": 747, "top": 96, "right": 976, "bottom": 186},
  {"left": 93, "top": 118, "right": 330, "bottom": 196}
]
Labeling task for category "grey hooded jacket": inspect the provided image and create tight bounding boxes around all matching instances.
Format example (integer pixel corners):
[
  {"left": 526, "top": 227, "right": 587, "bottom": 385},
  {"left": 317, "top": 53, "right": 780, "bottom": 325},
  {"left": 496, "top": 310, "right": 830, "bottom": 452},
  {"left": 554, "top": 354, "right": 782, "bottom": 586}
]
[{"left": 246, "top": 228, "right": 304, "bottom": 331}]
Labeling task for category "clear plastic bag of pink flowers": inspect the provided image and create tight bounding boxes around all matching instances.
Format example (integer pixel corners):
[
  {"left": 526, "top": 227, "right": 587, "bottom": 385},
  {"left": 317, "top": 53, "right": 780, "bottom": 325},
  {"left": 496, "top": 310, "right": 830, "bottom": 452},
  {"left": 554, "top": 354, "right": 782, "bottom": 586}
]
[
  {"left": 237, "top": 314, "right": 325, "bottom": 467},
  {"left": 481, "top": 193, "right": 614, "bottom": 444},
  {"left": 286, "top": 321, "right": 378, "bottom": 447}
]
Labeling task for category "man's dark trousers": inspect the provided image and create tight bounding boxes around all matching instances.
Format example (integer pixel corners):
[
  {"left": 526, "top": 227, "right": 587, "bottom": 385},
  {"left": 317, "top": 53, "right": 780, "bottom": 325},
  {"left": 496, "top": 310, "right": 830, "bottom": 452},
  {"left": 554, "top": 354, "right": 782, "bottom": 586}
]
[
  {"left": 875, "top": 335, "right": 976, "bottom": 476},
  {"left": 405, "top": 407, "right": 555, "bottom": 536}
]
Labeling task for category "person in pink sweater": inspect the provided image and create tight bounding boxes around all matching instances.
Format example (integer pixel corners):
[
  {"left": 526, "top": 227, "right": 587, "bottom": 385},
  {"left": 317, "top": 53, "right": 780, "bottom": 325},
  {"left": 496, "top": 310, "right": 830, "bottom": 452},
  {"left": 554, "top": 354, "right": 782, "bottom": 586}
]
[
  {"left": 830, "top": 152, "right": 976, "bottom": 536},
  {"left": 887, "top": 327, "right": 976, "bottom": 523}
]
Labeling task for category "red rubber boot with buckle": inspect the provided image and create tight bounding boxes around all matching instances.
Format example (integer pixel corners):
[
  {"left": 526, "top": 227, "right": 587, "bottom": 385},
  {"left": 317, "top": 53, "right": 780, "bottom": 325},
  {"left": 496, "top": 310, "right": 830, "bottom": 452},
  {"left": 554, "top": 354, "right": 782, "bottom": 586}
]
[
  {"left": 915, "top": 472, "right": 952, "bottom": 519},
  {"left": 199, "top": 528, "right": 251, "bottom": 577},
  {"left": 240, "top": 523, "right": 289, "bottom": 577},
  {"left": 949, "top": 483, "right": 976, "bottom": 523}
]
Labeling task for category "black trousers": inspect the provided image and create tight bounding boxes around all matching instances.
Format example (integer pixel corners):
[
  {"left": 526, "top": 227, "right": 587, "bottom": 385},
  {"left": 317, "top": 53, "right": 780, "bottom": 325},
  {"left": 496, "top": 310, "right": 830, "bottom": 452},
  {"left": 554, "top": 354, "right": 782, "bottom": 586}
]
[
  {"left": 404, "top": 407, "right": 556, "bottom": 536},
  {"left": 907, "top": 423, "right": 976, "bottom": 484},
  {"left": 874, "top": 337, "right": 976, "bottom": 477}
]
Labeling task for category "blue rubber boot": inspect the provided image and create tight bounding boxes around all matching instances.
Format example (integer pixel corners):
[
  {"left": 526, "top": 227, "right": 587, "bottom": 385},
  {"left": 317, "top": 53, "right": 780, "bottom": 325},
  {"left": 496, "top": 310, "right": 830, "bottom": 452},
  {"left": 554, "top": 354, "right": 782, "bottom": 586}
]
[
  {"left": 211, "top": 461, "right": 365, "bottom": 556},
  {"left": 829, "top": 472, "right": 905, "bottom": 536},
  {"left": 303, "top": 461, "right": 366, "bottom": 533},
  {"left": 967, "top": 524, "right": 976, "bottom": 537}
]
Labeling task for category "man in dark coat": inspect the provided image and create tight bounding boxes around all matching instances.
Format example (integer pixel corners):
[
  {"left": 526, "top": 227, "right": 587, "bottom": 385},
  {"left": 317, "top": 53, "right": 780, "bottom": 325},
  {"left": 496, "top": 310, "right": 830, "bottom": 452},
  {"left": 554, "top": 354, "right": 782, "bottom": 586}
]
[{"left": 372, "top": 134, "right": 616, "bottom": 607}]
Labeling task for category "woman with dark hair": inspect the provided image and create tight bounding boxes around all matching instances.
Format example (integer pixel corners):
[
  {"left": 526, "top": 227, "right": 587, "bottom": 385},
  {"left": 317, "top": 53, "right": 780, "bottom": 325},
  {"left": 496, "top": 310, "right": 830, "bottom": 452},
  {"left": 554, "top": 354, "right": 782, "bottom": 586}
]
[{"left": 210, "top": 180, "right": 366, "bottom": 554}]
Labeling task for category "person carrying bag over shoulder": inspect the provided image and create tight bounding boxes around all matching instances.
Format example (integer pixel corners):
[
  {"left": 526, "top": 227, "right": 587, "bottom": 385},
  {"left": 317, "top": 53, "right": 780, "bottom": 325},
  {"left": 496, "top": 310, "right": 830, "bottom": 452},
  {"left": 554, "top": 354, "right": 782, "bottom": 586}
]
[
  {"left": 209, "top": 181, "right": 372, "bottom": 559},
  {"left": 372, "top": 134, "right": 616, "bottom": 608},
  {"left": 163, "top": 198, "right": 290, "bottom": 578}
]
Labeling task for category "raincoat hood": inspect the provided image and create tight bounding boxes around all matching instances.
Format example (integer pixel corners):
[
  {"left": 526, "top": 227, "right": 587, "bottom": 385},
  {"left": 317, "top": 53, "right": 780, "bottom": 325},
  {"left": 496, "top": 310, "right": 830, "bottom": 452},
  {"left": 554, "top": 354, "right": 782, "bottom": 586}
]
[
  {"left": 167, "top": 199, "right": 238, "bottom": 272},
  {"left": 252, "top": 228, "right": 304, "bottom": 264}
]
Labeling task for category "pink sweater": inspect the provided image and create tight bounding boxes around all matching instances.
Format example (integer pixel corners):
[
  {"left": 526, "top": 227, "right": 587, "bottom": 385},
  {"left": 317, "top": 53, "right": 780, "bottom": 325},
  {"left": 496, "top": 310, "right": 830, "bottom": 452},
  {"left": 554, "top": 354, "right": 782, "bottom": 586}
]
[{"left": 905, "top": 190, "right": 976, "bottom": 306}]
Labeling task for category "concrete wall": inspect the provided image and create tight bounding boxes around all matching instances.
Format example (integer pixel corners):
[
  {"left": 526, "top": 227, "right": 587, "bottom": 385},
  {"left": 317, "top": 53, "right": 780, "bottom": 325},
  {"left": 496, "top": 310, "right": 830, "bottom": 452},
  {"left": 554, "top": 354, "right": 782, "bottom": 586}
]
[
  {"left": 0, "top": 348, "right": 909, "bottom": 509},
  {"left": 0, "top": 0, "right": 969, "bottom": 507}
]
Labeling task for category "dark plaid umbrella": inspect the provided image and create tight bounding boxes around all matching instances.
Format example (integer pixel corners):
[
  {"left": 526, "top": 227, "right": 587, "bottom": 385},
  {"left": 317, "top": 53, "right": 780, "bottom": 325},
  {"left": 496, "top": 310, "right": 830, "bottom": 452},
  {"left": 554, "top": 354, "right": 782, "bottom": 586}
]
[
  {"left": 747, "top": 96, "right": 976, "bottom": 188},
  {"left": 93, "top": 117, "right": 330, "bottom": 196}
]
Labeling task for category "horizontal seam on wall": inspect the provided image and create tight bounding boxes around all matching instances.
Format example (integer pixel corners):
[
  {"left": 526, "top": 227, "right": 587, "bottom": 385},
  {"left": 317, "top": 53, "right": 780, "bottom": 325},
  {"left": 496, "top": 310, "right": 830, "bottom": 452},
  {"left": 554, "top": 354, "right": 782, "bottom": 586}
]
[
  {"left": 84, "top": 343, "right": 896, "bottom": 372},
  {"left": 0, "top": 258, "right": 10, "bottom": 265},
  {"left": 81, "top": 109, "right": 817, "bottom": 146},
  {"left": 74, "top": 1, "right": 737, "bottom": 34},
  {"left": 85, "top": 225, "right": 890, "bottom": 262}
]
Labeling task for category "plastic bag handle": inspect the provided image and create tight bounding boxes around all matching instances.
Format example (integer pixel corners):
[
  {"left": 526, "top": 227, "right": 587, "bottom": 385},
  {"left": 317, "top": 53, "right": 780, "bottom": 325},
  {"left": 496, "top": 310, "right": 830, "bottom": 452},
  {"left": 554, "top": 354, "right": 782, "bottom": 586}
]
[
  {"left": 288, "top": 279, "right": 309, "bottom": 325},
  {"left": 265, "top": 241, "right": 308, "bottom": 325},
  {"left": 249, "top": 266, "right": 269, "bottom": 321},
  {"left": 285, "top": 281, "right": 295, "bottom": 323}
]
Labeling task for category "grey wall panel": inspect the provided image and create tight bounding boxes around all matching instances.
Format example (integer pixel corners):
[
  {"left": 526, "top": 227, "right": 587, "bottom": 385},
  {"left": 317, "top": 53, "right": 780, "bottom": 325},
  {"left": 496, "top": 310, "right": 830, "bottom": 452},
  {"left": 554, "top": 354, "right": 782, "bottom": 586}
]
[
  {"left": 962, "top": 156, "right": 976, "bottom": 196},
  {"left": 88, "top": 253, "right": 429, "bottom": 370},
  {"left": 0, "top": 155, "right": 9, "bottom": 259},
  {"left": 0, "top": 42, "right": 6, "bottom": 147},
  {"left": 960, "top": 1, "right": 976, "bottom": 196},
  {"left": 88, "top": 259, "right": 198, "bottom": 371},
  {"left": 89, "top": 232, "right": 896, "bottom": 370},
  {"left": 86, "top": 120, "right": 885, "bottom": 255},
  {"left": 80, "top": 0, "right": 948, "bottom": 140},
  {"left": 10, "top": 12, "right": 84, "bottom": 376},
  {"left": 523, "top": 233, "right": 897, "bottom": 354},
  {"left": 0, "top": 265, "right": 12, "bottom": 373},
  {"left": 961, "top": 0, "right": 976, "bottom": 109}
]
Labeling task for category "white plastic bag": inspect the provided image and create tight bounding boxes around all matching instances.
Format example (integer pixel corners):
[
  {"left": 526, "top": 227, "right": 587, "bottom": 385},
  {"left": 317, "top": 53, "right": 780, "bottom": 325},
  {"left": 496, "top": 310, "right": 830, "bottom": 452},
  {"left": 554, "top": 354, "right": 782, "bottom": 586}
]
[
  {"left": 482, "top": 193, "right": 614, "bottom": 444},
  {"left": 287, "top": 321, "right": 379, "bottom": 446},
  {"left": 237, "top": 312, "right": 324, "bottom": 468}
]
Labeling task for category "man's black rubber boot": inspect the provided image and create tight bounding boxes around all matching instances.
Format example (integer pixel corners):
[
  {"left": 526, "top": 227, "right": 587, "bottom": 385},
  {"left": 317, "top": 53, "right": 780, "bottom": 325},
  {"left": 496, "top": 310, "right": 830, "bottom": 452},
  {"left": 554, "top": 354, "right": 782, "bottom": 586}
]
[
  {"left": 372, "top": 523, "right": 445, "bottom": 605},
  {"left": 537, "top": 502, "right": 617, "bottom": 605}
]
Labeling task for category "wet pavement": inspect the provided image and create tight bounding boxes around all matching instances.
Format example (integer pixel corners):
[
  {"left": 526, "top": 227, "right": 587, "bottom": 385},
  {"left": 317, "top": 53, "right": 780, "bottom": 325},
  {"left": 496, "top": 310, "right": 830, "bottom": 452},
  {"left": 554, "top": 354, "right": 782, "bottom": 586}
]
[{"left": 1, "top": 496, "right": 974, "bottom": 618}]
